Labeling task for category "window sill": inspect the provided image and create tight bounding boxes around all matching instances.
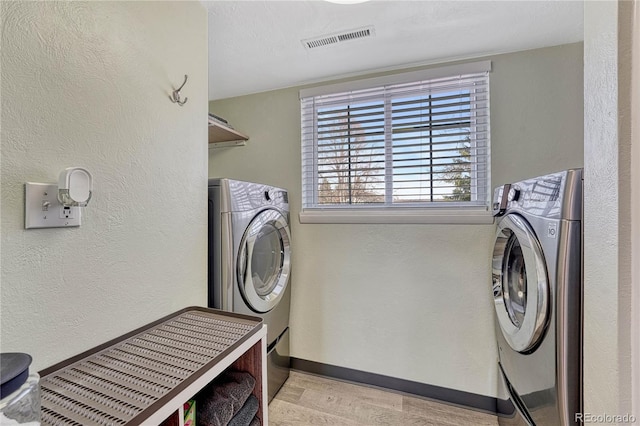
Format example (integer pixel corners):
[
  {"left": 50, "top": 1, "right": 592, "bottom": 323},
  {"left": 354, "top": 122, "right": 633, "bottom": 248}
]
[{"left": 298, "top": 209, "right": 494, "bottom": 225}]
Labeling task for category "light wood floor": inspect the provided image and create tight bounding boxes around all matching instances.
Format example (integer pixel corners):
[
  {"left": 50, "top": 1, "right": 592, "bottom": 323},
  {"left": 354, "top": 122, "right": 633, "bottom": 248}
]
[{"left": 268, "top": 371, "right": 498, "bottom": 426}]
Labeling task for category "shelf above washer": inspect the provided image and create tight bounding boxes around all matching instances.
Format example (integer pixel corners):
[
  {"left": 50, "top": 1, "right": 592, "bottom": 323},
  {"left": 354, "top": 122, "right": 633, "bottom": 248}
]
[{"left": 209, "top": 121, "right": 249, "bottom": 147}]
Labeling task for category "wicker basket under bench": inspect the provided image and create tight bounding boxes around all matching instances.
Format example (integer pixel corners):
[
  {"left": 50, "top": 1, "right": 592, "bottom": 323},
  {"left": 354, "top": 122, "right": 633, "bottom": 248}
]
[{"left": 39, "top": 307, "right": 267, "bottom": 426}]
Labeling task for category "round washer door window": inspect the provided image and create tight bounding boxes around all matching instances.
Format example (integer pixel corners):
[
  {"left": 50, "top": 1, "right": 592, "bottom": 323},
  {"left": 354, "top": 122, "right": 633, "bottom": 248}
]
[
  {"left": 237, "top": 208, "right": 291, "bottom": 313},
  {"left": 492, "top": 213, "right": 550, "bottom": 353}
]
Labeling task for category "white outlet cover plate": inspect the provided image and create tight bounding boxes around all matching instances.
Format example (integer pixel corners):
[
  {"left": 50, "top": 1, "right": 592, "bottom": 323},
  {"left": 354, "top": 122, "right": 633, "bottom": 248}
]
[{"left": 25, "top": 182, "right": 81, "bottom": 229}]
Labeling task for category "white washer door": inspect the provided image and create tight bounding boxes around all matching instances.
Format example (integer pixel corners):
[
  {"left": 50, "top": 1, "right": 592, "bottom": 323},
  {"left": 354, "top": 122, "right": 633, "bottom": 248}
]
[
  {"left": 237, "top": 208, "right": 291, "bottom": 313},
  {"left": 492, "top": 213, "right": 550, "bottom": 353}
]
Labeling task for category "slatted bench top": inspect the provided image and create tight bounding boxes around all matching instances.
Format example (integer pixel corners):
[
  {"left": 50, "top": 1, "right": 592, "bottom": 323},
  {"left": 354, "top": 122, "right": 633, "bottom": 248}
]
[{"left": 39, "top": 307, "right": 263, "bottom": 426}]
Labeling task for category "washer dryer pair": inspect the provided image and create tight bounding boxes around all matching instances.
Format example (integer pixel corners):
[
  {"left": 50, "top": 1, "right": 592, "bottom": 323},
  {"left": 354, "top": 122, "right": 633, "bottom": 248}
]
[
  {"left": 208, "top": 178, "right": 291, "bottom": 402},
  {"left": 492, "top": 169, "right": 582, "bottom": 425}
]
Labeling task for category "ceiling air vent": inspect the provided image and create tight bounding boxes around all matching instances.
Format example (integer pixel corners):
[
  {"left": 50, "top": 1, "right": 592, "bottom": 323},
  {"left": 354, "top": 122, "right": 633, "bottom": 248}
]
[{"left": 302, "top": 26, "right": 375, "bottom": 50}]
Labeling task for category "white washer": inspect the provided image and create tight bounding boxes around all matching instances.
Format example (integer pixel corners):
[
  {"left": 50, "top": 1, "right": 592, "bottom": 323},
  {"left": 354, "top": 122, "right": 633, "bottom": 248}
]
[
  {"left": 208, "top": 178, "right": 291, "bottom": 402},
  {"left": 492, "top": 169, "right": 582, "bottom": 425}
]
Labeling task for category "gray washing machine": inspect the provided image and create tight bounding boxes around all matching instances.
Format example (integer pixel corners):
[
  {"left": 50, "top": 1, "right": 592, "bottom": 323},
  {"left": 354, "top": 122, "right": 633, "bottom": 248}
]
[
  {"left": 208, "top": 178, "right": 291, "bottom": 402},
  {"left": 492, "top": 169, "right": 582, "bottom": 425}
]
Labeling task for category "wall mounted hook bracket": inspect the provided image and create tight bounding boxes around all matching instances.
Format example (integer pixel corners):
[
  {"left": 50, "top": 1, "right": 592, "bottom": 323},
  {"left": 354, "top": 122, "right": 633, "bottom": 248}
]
[{"left": 170, "top": 75, "right": 188, "bottom": 106}]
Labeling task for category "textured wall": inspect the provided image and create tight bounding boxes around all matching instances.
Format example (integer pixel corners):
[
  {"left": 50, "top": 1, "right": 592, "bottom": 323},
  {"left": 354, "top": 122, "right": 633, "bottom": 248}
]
[
  {"left": 583, "top": 0, "right": 636, "bottom": 418},
  {"left": 633, "top": 0, "right": 640, "bottom": 414},
  {"left": 208, "top": 43, "right": 584, "bottom": 397},
  {"left": 1, "top": 2, "right": 208, "bottom": 371}
]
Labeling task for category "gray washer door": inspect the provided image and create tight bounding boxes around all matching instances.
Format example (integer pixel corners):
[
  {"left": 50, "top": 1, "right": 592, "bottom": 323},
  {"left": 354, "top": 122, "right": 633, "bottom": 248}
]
[
  {"left": 492, "top": 213, "right": 550, "bottom": 353},
  {"left": 237, "top": 208, "right": 291, "bottom": 313}
]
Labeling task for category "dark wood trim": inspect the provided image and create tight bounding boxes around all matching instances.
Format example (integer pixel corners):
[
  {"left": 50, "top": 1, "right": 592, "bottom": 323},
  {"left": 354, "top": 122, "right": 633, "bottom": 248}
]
[{"left": 291, "top": 357, "right": 498, "bottom": 415}]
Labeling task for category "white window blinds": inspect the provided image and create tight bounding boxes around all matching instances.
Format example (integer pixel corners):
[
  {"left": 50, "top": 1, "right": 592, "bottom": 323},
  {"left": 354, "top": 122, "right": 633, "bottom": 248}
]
[{"left": 300, "top": 62, "right": 490, "bottom": 212}]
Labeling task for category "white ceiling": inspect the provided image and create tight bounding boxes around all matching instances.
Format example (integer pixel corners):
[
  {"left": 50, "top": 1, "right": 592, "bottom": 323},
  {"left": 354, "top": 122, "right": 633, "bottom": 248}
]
[{"left": 205, "top": 1, "right": 583, "bottom": 100}]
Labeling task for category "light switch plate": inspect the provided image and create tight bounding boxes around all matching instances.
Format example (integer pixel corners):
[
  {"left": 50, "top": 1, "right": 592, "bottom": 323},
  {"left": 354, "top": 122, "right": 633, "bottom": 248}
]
[{"left": 25, "top": 183, "right": 81, "bottom": 229}]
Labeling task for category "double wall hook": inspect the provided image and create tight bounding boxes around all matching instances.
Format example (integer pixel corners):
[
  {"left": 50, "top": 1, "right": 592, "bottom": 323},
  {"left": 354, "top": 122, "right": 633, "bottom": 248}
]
[{"left": 170, "top": 75, "right": 188, "bottom": 106}]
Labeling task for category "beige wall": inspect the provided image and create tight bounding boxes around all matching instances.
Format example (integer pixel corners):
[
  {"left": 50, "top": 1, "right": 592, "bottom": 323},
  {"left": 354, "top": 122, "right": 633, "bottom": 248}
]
[
  {"left": 583, "top": 0, "right": 636, "bottom": 418},
  {"left": 1, "top": 2, "right": 208, "bottom": 371},
  {"left": 209, "top": 43, "right": 583, "bottom": 397},
  {"left": 633, "top": 0, "right": 640, "bottom": 415}
]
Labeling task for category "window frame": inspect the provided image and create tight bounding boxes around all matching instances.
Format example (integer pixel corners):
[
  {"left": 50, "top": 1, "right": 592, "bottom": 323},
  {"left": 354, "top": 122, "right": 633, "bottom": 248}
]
[{"left": 299, "top": 61, "right": 492, "bottom": 225}]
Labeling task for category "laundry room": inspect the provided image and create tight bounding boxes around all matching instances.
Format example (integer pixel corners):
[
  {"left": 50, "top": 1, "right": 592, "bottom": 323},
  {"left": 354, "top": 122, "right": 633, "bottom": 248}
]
[{"left": 0, "top": 1, "right": 637, "bottom": 426}]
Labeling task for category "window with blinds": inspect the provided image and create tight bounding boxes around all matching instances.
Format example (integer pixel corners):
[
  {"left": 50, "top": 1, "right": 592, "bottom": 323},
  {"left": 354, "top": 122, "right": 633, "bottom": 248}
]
[{"left": 300, "top": 62, "right": 490, "bottom": 216}]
